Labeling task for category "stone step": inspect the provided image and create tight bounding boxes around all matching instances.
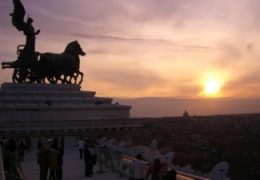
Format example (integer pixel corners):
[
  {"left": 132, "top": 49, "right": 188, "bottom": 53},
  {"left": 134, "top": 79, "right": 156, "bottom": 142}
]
[
  {"left": 0, "top": 96, "right": 113, "bottom": 104},
  {"left": 0, "top": 83, "right": 131, "bottom": 121}
]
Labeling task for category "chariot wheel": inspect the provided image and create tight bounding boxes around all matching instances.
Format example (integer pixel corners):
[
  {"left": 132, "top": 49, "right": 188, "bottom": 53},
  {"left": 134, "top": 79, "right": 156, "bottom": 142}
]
[{"left": 12, "top": 67, "right": 34, "bottom": 83}]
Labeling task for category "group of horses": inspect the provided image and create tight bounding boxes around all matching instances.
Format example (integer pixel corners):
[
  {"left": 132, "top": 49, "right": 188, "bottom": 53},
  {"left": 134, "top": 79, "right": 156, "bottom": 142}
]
[{"left": 1, "top": 41, "right": 86, "bottom": 85}]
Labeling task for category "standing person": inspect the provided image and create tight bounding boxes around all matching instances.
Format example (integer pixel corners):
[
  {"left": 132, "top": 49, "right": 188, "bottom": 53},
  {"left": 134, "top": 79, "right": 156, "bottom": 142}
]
[
  {"left": 60, "top": 137, "right": 65, "bottom": 152},
  {"left": 37, "top": 145, "right": 49, "bottom": 180},
  {"left": 4, "top": 139, "right": 17, "bottom": 173},
  {"left": 24, "top": 136, "right": 31, "bottom": 153},
  {"left": 89, "top": 144, "right": 97, "bottom": 175},
  {"left": 163, "top": 169, "right": 177, "bottom": 180},
  {"left": 84, "top": 143, "right": 92, "bottom": 177},
  {"left": 132, "top": 154, "right": 147, "bottom": 180},
  {"left": 77, "top": 139, "right": 84, "bottom": 159},
  {"left": 56, "top": 140, "right": 64, "bottom": 180},
  {"left": 18, "top": 138, "right": 25, "bottom": 161},
  {"left": 37, "top": 138, "right": 43, "bottom": 151},
  {"left": 48, "top": 141, "right": 58, "bottom": 180},
  {"left": 146, "top": 158, "right": 165, "bottom": 180}
]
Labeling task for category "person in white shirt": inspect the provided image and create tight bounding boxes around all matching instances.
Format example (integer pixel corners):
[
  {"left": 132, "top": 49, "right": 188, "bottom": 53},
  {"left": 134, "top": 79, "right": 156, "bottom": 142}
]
[
  {"left": 132, "top": 154, "right": 147, "bottom": 180},
  {"left": 77, "top": 139, "right": 84, "bottom": 159}
]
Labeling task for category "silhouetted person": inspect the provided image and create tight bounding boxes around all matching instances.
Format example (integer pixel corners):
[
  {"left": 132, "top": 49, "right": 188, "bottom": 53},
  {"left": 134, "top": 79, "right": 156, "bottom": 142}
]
[
  {"left": 4, "top": 138, "right": 24, "bottom": 178},
  {"left": 60, "top": 137, "right": 65, "bottom": 151},
  {"left": 48, "top": 141, "right": 59, "bottom": 180},
  {"left": 37, "top": 138, "right": 43, "bottom": 151},
  {"left": 89, "top": 144, "right": 97, "bottom": 175},
  {"left": 56, "top": 141, "right": 64, "bottom": 180},
  {"left": 84, "top": 143, "right": 92, "bottom": 177},
  {"left": 146, "top": 158, "right": 165, "bottom": 180},
  {"left": 24, "top": 136, "right": 31, "bottom": 152},
  {"left": 163, "top": 169, "right": 177, "bottom": 180},
  {"left": 37, "top": 146, "right": 49, "bottom": 180},
  {"left": 18, "top": 138, "right": 25, "bottom": 161}
]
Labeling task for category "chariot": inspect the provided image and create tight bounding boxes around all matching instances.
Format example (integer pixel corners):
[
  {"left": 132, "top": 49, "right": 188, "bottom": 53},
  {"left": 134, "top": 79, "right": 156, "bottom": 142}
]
[{"left": 1, "top": 0, "right": 85, "bottom": 85}]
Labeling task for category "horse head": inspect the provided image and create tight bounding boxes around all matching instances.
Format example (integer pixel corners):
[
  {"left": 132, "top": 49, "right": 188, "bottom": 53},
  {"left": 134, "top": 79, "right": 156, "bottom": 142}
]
[{"left": 64, "top": 40, "right": 86, "bottom": 56}]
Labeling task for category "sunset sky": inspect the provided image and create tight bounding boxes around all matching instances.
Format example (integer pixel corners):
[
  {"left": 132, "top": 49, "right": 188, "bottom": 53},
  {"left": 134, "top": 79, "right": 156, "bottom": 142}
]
[{"left": 0, "top": 0, "right": 260, "bottom": 116}]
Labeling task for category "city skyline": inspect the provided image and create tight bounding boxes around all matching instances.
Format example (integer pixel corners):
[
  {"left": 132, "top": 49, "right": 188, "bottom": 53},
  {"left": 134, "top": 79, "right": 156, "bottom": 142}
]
[{"left": 0, "top": 0, "right": 260, "bottom": 116}]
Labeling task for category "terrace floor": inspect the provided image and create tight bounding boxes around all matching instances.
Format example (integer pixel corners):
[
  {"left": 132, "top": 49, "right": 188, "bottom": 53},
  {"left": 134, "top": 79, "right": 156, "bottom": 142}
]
[{"left": 21, "top": 142, "right": 127, "bottom": 180}]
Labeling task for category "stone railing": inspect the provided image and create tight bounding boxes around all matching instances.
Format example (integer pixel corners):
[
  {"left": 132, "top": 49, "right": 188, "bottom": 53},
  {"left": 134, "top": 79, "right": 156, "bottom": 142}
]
[
  {"left": 0, "top": 119, "right": 143, "bottom": 136},
  {"left": 96, "top": 145, "right": 209, "bottom": 180}
]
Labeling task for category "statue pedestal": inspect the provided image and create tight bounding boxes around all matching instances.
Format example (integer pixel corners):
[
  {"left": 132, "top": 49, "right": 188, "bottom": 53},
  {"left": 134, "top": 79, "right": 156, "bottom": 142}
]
[{"left": 0, "top": 83, "right": 136, "bottom": 135}]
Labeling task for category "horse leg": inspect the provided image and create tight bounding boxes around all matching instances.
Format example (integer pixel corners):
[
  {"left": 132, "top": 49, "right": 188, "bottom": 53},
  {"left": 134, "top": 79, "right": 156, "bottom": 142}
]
[
  {"left": 78, "top": 72, "right": 84, "bottom": 85},
  {"left": 51, "top": 76, "right": 58, "bottom": 84},
  {"left": 66, "top": 75, "right": 72, "bottom": 84},
  {"left": 69, "top": 75, "right": 75, "bottom": 84},
  {"left": 72, "top": 72, "right": 79, "bottom": 84},
  {"left": 65, "top": 74, "right": 75, "bottom": 84},
  {"left": 47, "top": 76, "right": 56, "bottom": 84},
  {"left": 60, "top": 74, "right": 68, "bottom": 84}
]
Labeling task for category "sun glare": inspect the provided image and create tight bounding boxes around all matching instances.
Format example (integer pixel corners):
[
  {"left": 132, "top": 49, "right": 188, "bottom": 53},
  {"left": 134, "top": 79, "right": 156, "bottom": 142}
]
[
  {"left": 200, "top": 72, "right": 226, "bottom": 98},
  {"left": 204, "top": 79, "right": 221, "bottom": 96}
]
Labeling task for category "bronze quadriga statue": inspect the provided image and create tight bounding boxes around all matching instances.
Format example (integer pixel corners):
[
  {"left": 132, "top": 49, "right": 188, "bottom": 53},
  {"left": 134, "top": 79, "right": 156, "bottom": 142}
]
[{"left": 1, "top": 0, "right": 85, "bottom": 84}]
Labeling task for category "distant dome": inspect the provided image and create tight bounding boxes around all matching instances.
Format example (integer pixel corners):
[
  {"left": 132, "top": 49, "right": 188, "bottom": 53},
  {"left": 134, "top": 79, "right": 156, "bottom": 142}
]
[{"left": 183, "top": 110, "right": 190, "bottom": 117}]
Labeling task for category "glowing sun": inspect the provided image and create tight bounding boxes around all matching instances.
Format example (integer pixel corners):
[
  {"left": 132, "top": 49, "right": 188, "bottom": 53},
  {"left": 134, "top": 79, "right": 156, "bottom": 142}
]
[{"left": 204, "top": 79, "right": 221, "bottom": 97}]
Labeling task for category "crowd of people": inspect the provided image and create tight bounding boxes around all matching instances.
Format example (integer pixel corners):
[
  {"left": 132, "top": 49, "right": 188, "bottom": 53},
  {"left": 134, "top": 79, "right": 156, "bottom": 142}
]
[
  {"left": 0, "top": 136, "right": 31, "bottom": 179},
  {"left": 36, "top": 137, "right": 64, "bottom": 180},
  {"left": 96, "top": 137, "right": 177, "bottom": 180},
  {"left": 79, "top": 138, "right": 169, "bottom": 179},
  {"left": 1, "top": 137, "right": 98, "bottom": 180},
  {"left": 0, "top": 135, "right": 182, "bottom": 180}
]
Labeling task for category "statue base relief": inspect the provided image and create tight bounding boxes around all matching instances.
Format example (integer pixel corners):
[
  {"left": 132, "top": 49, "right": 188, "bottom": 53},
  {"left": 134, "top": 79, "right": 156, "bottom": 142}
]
[{"left": 0, "top": 83, "right": 137, "bottom": 135}]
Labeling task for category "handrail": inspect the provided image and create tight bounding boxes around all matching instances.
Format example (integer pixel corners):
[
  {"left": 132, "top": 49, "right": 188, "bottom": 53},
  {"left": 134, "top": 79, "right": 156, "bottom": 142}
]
[
  {"left": 120, "top": 153, "right": 209, "bottom": 180},
  {"left": 176, "top": 170, "right": 209, "bottom": 180},
  {"left": 97, "top": 146, "right": 209, "bottom": 180}
]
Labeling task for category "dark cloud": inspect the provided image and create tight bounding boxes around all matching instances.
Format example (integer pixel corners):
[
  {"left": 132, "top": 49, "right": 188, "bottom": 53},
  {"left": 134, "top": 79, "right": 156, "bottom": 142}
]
[
  {"left": 88, "top": 47, "right": 110, "bottom": 55},
  {"left": 214, "top": 40, "right": 259, "bottom": 70},
  {"left": 220, "top": 43, "right": 242, "bottom": 59},
  {"left": 70, "top": 32, "right": 215, "bottom": 53},
  {"left": 122, "top": 0, "right": 182, "bottom": 22},
  {"left": 226, "top": 69, "right": 260, "bottom": 88},
  {"left": 177, "top": 84, "right": 201, "bottom": 97},
  {"left": 70, "top": 33, "right": 168, "bottom": 43},
  {"left": 247, "top": 42, "right": 254, "bottom": 52},
  {"left": 221, "top": 68, "right": 260, "bottom": 98}
]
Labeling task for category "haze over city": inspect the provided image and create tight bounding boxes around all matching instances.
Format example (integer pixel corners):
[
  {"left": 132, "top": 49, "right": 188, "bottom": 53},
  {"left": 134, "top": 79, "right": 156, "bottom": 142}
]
[{"left": 1, "top": 0, "right": 260, "bottom": 116}]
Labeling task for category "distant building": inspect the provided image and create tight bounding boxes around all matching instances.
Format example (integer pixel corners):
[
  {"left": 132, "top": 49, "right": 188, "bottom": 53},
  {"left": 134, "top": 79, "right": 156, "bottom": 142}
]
[{"left": 182, "top": 110, "right": 190, "bottom": 118}]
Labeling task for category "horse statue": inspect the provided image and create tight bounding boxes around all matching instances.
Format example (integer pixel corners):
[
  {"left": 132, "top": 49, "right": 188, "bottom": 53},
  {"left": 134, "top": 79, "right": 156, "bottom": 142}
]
[{"left": 36, "top": 40, "right": 86, "bottom": 84}]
